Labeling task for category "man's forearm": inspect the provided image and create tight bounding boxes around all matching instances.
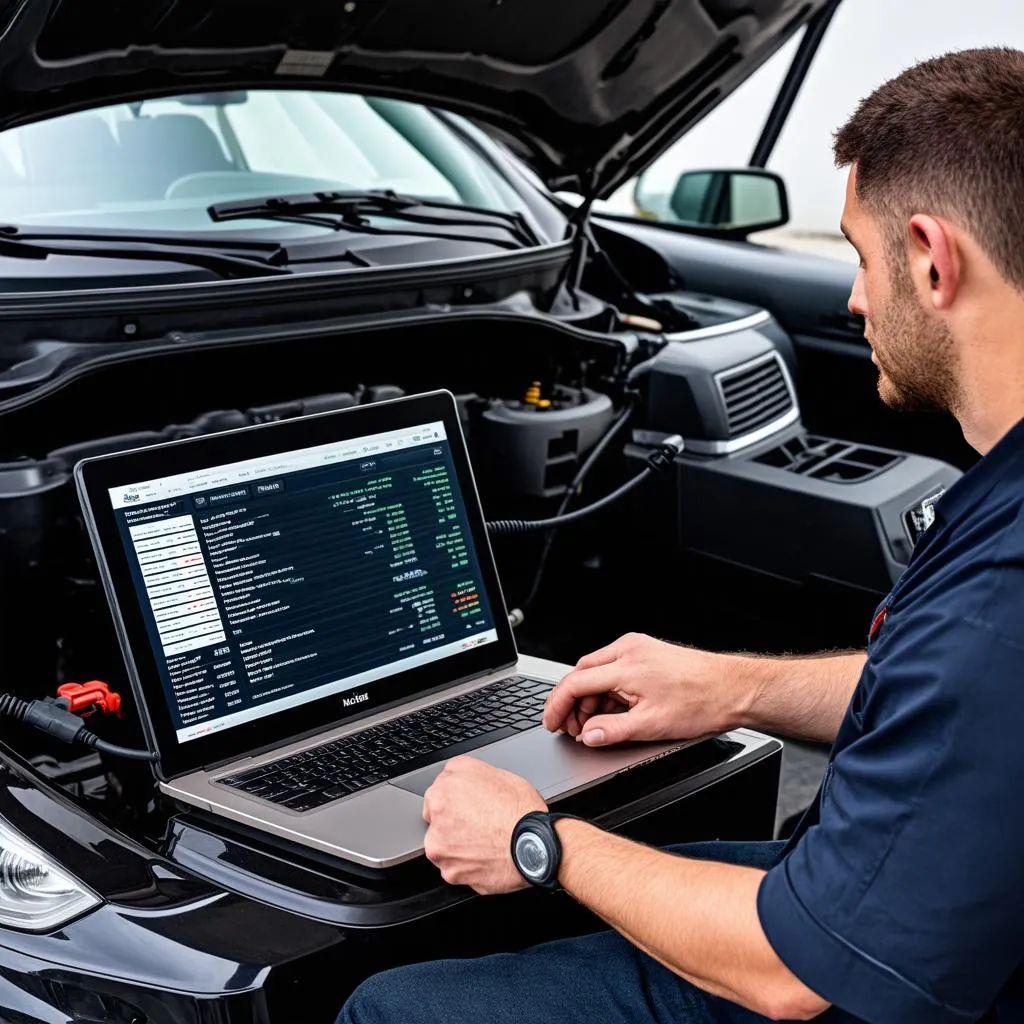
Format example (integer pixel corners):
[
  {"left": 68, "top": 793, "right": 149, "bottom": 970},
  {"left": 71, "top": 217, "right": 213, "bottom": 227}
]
[
  {"left": 726, "top": 650, "right": 866, "bottom": 744},
  {"left": 555, "top": 820, "right": 829, "bottom": 1020}
]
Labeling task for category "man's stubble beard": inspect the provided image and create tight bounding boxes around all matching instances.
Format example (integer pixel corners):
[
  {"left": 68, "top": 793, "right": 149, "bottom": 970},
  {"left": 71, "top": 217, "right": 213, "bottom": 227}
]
[{"left": 870, "top": 263, "right": 959, "bottom": 414}]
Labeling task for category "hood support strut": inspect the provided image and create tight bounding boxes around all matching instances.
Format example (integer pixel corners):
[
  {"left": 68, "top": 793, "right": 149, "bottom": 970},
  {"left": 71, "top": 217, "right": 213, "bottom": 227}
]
[
  {"left": 547, "top": 189, "right": 596, "bottom": 311},
  {"left": 749, "top": 0, "right": 842, "bottom": 168}
]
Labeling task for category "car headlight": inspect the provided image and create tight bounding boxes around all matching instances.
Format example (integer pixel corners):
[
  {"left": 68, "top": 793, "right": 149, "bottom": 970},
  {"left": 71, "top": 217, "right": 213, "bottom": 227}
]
[{"left": 0, "top": 817, "right": 100, "bottom": 930}]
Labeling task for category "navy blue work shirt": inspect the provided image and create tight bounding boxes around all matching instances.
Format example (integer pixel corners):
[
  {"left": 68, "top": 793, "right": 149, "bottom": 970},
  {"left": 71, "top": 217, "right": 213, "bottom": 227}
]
[{"left": 758, "top": 417, "right": 1024, "bottom": 1024}]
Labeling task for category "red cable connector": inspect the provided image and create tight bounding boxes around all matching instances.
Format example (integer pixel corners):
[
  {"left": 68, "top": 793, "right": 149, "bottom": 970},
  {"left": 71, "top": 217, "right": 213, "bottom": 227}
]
[{"left": 55, "top": 681, "right": 122, "bottom": 718}]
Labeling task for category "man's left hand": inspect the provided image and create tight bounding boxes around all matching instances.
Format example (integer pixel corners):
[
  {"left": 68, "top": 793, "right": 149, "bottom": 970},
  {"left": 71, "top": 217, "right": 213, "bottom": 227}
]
[{"left": 422, "top": 756, "right": 547, "bottom": 894}]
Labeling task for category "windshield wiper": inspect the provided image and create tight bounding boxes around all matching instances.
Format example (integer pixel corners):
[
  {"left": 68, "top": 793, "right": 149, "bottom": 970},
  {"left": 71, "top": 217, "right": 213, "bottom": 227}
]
[
  {"left": 0, "top": 227, "right": 294, "bottom": 280},
  {"left": 207, "top": 190, "right": 540, "bottom": 250}
]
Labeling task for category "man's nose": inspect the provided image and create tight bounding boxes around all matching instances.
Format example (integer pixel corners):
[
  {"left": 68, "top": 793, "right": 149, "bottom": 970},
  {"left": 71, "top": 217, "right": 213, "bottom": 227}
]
[{"left": 848, "top": 270, "right": 868, "bottom": 318}]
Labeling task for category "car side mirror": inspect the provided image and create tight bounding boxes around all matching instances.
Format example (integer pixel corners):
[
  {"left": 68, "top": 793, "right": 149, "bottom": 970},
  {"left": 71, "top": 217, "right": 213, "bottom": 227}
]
[{"left": 633, "top": 169, "right": 789, "bottom": 239}]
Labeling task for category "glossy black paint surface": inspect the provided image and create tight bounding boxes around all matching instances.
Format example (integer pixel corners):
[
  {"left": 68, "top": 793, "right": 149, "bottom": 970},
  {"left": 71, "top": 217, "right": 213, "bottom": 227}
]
[{"left": 0, "top": 735, "right": 781, "bottom": 1023}]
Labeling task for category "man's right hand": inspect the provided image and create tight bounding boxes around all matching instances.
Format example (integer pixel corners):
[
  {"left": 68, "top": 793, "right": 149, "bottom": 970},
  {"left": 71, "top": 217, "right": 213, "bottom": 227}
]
[{"left": 542, "top": 632, "right": 743, "bottom": 747}]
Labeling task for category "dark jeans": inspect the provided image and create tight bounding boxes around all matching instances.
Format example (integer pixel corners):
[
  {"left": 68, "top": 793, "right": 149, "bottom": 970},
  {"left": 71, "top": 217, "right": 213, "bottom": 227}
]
[{"left": 337, "top": 840, "right": 789, "bottom": 1024}]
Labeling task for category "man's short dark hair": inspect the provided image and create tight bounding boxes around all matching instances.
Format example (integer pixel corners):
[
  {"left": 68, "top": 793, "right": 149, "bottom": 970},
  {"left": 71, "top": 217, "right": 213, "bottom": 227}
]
[{"left": 834, "top": 47, "right": 1024, "bottom": 288}]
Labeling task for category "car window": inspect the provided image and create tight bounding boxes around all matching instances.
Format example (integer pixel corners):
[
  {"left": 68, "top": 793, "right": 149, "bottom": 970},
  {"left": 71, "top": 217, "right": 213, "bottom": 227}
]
[
  {"left": 0, "top": 90, "right": 520, "bottom": 235},
  {"left": 593, "top": 34, "right": 800, "bottom": 218},
  {"left": 601, "top": 0, "right": 1024, "bottom": 262}
]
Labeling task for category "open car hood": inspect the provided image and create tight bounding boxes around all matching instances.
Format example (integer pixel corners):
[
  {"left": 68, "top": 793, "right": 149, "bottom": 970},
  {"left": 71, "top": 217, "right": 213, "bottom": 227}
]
[{"left": 0, "top": 0, "right": 837, "bottom": 196}]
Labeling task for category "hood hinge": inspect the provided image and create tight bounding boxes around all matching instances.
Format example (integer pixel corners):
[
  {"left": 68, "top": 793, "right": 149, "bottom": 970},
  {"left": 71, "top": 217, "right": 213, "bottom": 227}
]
[{"left": 551, "top": 186, "right": 596, "bottom": 311}]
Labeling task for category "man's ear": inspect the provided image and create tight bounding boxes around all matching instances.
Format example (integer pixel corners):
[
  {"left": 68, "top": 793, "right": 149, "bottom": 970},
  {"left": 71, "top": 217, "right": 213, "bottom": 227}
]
[{"left": 908, "top": 214, "right": 959, "bottom": 310}]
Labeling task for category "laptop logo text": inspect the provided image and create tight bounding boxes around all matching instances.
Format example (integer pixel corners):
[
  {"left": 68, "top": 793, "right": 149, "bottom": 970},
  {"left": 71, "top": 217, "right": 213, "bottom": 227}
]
[{"left": 343, "top": 692, "right": 369, "bottom": 708}]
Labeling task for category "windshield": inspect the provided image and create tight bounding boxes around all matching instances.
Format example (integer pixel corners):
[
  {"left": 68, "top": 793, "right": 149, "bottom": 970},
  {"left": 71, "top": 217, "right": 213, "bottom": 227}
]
[{"left": 0, "top": 90, "right": 531, "bottom": 237}]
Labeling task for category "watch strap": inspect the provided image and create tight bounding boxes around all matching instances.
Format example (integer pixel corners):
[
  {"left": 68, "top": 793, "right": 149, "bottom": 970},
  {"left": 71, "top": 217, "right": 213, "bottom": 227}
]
[{"left": 511, "top": 811, "right": 585, "bottom": 889}]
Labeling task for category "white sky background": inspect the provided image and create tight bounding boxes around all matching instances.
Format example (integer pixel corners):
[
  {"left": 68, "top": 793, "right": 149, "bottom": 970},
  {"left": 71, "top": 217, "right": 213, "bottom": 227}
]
[{"left": 601, "top": 0, "right": 1024, "bottom": 235}]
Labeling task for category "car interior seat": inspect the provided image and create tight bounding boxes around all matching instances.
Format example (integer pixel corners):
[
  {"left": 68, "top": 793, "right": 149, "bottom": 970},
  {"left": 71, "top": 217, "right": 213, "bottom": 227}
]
[
  {"left": 116, "top": 114, "right": 236, "bottom": 198},
  {"left": 20, "top": 114, "right": 122, "bottom": 188}
]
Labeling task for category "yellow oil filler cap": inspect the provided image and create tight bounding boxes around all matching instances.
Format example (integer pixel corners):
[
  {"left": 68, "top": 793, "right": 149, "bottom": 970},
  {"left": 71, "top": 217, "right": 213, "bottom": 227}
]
[{"left": 523, "top": 381, "right": 542, "bottom": 405}]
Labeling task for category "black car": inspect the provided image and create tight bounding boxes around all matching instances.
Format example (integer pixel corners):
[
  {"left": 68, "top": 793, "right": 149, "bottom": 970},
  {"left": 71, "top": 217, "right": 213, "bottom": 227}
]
[{"left": 0, "top": 1, "right": 973, "bottom": 1020}]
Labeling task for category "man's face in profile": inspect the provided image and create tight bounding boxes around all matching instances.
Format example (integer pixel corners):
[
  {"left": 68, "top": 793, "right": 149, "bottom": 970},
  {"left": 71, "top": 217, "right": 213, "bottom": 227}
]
[{"left": 843, "top": 168, "right": 957, "bottom": 414}]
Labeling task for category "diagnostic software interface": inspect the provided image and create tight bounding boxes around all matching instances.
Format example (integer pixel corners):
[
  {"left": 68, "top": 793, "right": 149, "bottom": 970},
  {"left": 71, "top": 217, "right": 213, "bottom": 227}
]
[{"left": 108, "top": 421, "right": 498, "bottom": 743}]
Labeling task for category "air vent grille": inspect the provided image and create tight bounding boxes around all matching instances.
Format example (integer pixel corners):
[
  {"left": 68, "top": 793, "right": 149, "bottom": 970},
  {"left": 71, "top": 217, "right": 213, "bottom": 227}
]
[{"left": 718, "top": 356, "right": 794, "bottom": 439}]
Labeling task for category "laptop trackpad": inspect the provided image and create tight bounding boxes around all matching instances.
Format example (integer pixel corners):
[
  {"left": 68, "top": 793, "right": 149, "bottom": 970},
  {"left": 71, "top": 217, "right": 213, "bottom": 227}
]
[{"left": 390, "top": 728, "right": 677, "bottom": 799}]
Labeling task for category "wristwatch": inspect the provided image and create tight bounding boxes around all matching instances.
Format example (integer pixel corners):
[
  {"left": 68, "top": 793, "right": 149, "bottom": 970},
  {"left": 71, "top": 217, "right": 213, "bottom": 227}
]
[{"left": 510, "top": 811, "right": 584, "bottom": 889}]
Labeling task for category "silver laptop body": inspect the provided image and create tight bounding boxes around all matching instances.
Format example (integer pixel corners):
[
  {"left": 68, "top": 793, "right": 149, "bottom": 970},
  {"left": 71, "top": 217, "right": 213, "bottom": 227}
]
[
  {"left": 163, "top": 651, "right": 686, "bottom": 868},
  {"left": 75, "top": 390, "right": 689, "bottom": 869}
]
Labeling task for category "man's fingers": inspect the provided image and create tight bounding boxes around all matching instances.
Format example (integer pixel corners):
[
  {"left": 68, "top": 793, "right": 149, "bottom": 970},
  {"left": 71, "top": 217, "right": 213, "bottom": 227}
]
[
  {"left": 422, "top": 827, "right": 441, "bottom": 865},
  {"left": 565, "top": 694, "right": 601, "bottom": 737},
  {"left": 566, "top": 706, "right": 581, "bottom": 737},
  {"left": 543, "top": 663, "right": 623, "bottom": 731},
  {"left": 548, "top": 633, "right": 646, "bottom": 730},
  {"left": 573, "top": 637, "right": 626, "bottom": 671},
  {"left": 579, "top": 708, "right": 641, "bottom": 747},
  {"left": 601, "top": 695, "right": 626, "bottom": 716}
]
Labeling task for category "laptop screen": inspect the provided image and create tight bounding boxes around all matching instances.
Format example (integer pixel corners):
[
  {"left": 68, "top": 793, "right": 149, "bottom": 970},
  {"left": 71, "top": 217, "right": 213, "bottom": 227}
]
[{"left": 106, "top": 418, "right": 499, "bottom": 745}]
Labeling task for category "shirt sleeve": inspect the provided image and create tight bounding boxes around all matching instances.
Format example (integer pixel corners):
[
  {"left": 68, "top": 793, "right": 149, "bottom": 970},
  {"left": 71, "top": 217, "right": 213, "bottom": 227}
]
[{"left": 757, "top": 614, "right": 1024, "bottom": 1024}]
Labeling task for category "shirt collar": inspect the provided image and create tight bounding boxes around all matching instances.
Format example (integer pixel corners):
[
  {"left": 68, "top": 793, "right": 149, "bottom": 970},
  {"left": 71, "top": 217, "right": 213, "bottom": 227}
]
[{"left": 935, "top": 415, "right": 1024, "bottom": 527}]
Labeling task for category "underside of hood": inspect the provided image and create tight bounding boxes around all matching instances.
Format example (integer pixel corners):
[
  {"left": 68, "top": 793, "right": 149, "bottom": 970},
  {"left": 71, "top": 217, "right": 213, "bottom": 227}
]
[{"left": 0, "top": 0, "right": 836, "bottom": 196}]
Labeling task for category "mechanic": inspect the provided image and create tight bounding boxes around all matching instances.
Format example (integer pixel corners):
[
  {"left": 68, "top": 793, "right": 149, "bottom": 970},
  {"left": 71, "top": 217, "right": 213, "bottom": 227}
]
[{"left": 338, "top": 47, "right": 1024, "bottom": 1024}]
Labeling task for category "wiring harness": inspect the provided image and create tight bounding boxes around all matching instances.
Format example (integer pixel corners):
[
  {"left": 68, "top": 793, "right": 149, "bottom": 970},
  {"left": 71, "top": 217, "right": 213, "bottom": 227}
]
[{"left": 0, "top": 683, "right": 158, "bottom": 761}]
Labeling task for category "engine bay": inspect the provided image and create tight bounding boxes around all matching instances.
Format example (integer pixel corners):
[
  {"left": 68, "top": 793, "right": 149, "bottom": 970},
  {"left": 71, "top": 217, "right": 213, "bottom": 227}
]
[{"left": 0, "top": 299, "right": 959, "bottom": 850}]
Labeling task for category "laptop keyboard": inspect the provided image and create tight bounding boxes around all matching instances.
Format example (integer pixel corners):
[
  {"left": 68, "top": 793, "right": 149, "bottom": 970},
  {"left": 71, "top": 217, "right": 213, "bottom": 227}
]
[{"left": 217, "top": 675, "right": 552, "bottom": 813}]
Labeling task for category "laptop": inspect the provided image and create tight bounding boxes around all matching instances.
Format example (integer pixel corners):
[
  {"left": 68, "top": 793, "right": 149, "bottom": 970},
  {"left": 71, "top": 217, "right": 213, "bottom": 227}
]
[{"left": 74, "top": 389, "right": 687, "bottom": 869}]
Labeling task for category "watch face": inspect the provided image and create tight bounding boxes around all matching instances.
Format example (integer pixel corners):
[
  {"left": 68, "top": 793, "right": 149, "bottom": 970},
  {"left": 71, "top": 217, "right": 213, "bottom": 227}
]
[{"left": 514, "top": 831, "right": 550, "bottom": 880}]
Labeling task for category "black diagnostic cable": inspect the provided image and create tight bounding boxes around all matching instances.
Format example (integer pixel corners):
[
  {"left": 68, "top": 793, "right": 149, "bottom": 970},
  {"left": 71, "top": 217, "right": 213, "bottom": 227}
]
[
  {"left": 487, "top": 434, "right": 683, "bottom": 538},
  {"left": 511, "top": 354, "right": 665, "bottom": 611},
  {"left": 0, "top": 693, "right": 158, "bottom": 762},
  {"left": 515, "top": 396, "right": 638, "bottom": 610}
]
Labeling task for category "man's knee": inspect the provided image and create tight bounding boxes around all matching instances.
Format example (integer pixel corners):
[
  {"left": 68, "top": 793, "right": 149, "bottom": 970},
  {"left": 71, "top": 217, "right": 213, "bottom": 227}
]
[{"left": 336, "top": 965, "right": 416, "bottom": 1024}]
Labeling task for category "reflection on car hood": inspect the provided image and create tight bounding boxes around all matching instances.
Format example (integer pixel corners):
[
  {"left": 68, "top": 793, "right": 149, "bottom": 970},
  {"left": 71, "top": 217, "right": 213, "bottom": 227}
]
[{"left": 0, "top": 0, "right": 837, "bottom": 196}]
